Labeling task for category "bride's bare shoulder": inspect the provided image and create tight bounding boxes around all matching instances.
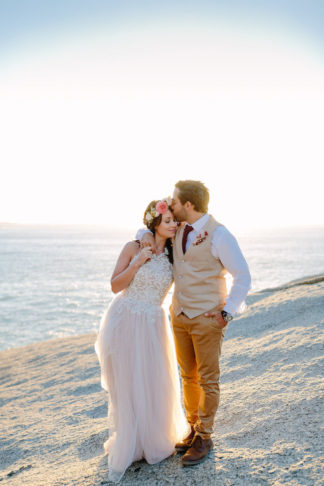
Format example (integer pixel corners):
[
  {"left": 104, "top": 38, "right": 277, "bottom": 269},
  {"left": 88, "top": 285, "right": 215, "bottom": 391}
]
[
  {"left": 114, "top": 241, "right": 140, "bottom": 267},
  {"left": 122, "top": 240, "right": 140, "bottom": 256}
]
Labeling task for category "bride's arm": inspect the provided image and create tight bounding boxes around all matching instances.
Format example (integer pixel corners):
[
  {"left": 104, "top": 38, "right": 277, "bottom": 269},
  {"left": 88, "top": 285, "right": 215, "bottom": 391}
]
[{"left": 110, "top": 242, "right": 152, "bottom": 294}]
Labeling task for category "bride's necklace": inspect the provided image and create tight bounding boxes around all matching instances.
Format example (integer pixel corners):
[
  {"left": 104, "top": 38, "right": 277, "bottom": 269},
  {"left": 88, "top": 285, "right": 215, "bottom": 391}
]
[{"left": 155, "top": 246, "right": 165, "bottom": 256}]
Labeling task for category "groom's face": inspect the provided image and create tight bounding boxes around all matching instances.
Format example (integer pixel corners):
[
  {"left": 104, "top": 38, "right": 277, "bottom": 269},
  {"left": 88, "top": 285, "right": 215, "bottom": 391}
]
[{"left": 172, "top": 188, "right": 188, "bottom": 222}]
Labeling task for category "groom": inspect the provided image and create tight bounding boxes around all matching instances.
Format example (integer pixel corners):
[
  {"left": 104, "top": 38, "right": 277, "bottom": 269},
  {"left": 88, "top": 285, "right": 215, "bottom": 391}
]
[{"left": 140, "top": 180, "right": 251, "bottom": 466}]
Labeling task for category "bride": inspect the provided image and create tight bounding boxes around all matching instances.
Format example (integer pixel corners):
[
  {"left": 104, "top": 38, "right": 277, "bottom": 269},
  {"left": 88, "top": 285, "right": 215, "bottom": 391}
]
[{"left": 94, "top": 198, "right": 190, "bottom": 482}]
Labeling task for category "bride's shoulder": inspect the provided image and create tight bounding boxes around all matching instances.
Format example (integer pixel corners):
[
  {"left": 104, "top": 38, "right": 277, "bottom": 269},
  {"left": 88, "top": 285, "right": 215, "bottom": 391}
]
[
  {"left": 112, "top": 241, "right": 141, "bottom": 278},
  {"left": 118, "top": 240, "right": 140, "bottom": 259},
  {"left": 125, "top": 240, "right": 140, "bottom": 252}
]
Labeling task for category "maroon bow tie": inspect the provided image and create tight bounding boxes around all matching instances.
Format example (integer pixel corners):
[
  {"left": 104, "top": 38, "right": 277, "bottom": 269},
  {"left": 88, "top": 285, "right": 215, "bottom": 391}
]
[{"left": 182, "top": 225, "right": 194, "bottom": 253}]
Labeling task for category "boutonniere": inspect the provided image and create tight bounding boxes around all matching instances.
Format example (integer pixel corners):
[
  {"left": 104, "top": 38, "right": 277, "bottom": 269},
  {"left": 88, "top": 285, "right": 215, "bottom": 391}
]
[{"left": 193, "top": 231, "right": 208, "bottom": 246}]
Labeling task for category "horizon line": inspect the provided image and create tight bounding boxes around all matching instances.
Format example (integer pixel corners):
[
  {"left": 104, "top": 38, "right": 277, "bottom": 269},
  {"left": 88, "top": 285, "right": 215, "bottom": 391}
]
[{"left": 1, "top": 221, "right": 324, "bottom": 231}]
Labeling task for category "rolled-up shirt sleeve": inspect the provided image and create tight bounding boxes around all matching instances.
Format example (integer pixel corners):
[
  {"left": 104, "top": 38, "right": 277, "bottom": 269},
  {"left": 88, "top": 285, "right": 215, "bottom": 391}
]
[
  {"left": 211, "top": 226, "right": 251, "bottom": 315},
  {"left": 135, "top": 228, "right": 151, "bottom": 240}
]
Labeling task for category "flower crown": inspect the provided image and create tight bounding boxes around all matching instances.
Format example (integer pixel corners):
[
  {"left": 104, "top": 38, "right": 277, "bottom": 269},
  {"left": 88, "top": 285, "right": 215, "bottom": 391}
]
[{"left": 145, "top": 197, "right": 172, "bottom": 223}]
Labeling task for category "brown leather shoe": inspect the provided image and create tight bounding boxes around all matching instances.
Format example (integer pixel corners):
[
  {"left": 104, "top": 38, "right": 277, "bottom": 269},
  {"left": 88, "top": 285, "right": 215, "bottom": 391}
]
[
  {"left": 181, "top": 434, "right": 213, "bottom": 466},
  {"left": 175, "top": 426, "right": 195, "bottom": 452}
]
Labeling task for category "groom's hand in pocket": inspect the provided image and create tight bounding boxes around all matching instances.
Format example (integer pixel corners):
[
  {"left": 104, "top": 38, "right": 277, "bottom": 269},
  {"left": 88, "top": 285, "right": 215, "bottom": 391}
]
[
  {"left": 140, "top": 233, "right": 156, "bottom": 254},
  {"left": 204, "top": 310, "right": 227, "bottom": 328}
]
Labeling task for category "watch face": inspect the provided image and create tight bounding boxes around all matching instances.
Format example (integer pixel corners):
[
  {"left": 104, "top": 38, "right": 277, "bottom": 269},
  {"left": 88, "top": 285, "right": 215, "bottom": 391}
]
[{"left": 222, "top": 311, "right": 233, "bottom": 322}]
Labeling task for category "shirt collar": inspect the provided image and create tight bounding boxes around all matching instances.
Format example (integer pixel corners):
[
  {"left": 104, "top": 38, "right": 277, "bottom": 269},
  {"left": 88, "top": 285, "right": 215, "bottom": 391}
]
[{"left": 187, "top": 213, "right": 210, "bottom": 233}]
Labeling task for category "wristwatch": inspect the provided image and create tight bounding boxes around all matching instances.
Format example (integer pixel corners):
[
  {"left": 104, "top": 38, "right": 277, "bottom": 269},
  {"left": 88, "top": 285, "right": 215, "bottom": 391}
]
[{"left": 221, "top": 310, "right": 233, "bottom": 323}]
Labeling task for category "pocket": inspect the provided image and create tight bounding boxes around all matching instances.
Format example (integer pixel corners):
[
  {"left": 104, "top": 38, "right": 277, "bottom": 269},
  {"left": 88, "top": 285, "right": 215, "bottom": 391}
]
[
  {"left": 201, "top": 312, "right": 223, "bottom": 331},
  {"left": 210, "top": 316, "right": 224, "bottom": 331}
]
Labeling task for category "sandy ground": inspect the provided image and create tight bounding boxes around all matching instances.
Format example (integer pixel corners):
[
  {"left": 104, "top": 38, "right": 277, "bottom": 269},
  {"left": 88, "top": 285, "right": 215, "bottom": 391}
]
[{"left": 1, "top": 276, "right": 323, "bottom": 485}]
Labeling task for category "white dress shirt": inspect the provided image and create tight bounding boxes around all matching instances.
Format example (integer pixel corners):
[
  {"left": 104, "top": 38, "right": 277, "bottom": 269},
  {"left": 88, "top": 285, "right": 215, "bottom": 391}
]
[{"left": 136, "top": 214, "right": 251, "bottom": 316}]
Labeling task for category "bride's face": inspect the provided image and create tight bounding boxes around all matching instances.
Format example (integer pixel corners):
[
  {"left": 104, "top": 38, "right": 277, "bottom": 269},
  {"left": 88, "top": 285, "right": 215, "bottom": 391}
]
[{"left": 155, "top": 210, "right": 177, "bottom": 239}]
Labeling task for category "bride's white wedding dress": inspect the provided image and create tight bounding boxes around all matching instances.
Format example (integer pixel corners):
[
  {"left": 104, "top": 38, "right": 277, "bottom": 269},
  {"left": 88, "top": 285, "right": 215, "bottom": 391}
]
[{"left": 94, "top": 249, "right": 190, "bottom": 483}]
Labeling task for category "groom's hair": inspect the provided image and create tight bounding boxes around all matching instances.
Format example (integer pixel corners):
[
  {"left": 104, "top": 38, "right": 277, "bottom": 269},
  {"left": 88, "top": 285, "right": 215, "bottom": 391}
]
[{"left": 175, "top": 180, "right": 209, "bottom": 213}]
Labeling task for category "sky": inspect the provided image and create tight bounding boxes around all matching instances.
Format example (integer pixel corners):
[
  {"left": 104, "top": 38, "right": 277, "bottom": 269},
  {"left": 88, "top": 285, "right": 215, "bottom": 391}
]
[{"left": 1, "top": 1, "right": 323, "bottom": 230}]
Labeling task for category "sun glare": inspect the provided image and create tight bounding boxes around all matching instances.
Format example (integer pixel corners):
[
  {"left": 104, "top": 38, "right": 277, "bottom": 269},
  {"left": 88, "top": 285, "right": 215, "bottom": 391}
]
[{"left": 1, "top": 22, "right": 323, "bottom": 229}]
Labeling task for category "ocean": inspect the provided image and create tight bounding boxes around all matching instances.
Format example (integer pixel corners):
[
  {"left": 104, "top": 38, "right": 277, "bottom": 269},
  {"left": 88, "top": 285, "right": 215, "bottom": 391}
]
[{"left": 1, "top": 224, "right": 324, "bottom": 351}]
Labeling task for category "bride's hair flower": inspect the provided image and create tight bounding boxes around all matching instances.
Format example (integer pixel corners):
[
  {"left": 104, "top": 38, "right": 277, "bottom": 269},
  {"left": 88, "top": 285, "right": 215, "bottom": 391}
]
[
  {"left": 144, "top": 197, "right": 172, "bottom": 223},
  {"left": 156, "top": 201, "right": 168, "bottom": 214}
]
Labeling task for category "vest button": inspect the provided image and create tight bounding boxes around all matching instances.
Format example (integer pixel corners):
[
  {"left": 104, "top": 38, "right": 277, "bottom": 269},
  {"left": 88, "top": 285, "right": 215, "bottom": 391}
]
[{"left": 178, "top": 275, "right": 182, "bottom": 279}]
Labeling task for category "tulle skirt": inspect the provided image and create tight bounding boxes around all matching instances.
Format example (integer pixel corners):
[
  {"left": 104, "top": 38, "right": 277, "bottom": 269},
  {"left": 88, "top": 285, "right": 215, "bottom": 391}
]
[{"left": 94, "top": 294, "right": 190, "bottom": 482}]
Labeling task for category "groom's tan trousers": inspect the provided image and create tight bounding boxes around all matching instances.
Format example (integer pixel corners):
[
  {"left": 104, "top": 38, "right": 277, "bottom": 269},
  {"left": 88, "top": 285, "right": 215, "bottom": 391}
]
[{"left": 170, "top": 304, "right": 225, "bottom": 440}]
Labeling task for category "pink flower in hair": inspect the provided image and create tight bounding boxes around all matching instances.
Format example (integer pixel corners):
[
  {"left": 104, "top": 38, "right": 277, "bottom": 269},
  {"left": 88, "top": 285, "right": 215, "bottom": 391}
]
[{"left": 156, "top": 201, "right": 168, "bottom": 214}]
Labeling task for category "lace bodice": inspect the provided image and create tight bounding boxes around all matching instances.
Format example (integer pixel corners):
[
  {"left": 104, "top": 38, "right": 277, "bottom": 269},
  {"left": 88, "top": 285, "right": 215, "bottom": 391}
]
[{"left": 120, "top": 251, "right": 173, "bottom": 308}]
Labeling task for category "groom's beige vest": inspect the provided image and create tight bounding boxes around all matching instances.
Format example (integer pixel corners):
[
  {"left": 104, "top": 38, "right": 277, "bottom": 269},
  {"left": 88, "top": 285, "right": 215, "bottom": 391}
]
[{"left": 172, "top": 215, "right": 227, "bottom": 319}]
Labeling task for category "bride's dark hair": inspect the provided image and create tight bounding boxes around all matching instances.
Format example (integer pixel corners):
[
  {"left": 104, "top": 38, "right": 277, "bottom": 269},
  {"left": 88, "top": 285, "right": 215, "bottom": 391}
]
[{"left": 143, "top": 200, "right": 174, "bottom": 264}]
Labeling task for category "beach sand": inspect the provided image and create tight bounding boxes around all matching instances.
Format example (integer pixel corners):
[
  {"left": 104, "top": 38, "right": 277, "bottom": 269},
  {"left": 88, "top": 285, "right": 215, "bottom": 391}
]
[{"left": 1, "top": 276, "right": 323, "bottom": 485}]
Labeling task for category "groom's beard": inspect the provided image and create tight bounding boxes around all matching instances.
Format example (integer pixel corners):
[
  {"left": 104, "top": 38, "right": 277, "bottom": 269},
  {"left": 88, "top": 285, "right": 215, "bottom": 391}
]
[{"left": 174, "top": 207, "right": 187, "bottom": 222}]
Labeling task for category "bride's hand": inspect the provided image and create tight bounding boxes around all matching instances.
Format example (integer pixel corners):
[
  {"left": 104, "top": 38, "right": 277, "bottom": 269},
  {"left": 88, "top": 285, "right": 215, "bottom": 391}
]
[
  {"left": 136, "top": 247, "right": 152, "bottom": 266},
  {"left": 140, "top": 233, "right": 156, "bottom": 254}
]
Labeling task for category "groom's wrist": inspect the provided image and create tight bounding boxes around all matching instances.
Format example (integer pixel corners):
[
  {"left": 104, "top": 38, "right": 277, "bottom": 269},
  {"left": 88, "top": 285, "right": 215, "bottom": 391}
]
[{"left": 221, "top": 310, "right": 233, "bottom": 323}]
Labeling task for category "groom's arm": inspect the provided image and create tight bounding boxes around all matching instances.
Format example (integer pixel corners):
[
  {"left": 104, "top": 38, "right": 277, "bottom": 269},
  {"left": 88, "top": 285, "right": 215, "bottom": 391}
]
[
  {"left": 135, "top": 228, "right": 151, "bottom": 240},
  {"left": 135, "top": 228, "right": 156, "bottom": 252},
  {"left": 211, "top": 226, "right": 251, "bottom": 316}
]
